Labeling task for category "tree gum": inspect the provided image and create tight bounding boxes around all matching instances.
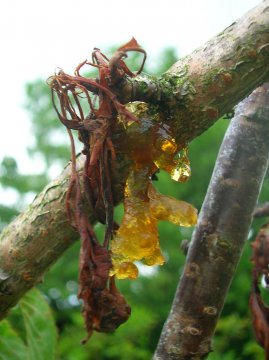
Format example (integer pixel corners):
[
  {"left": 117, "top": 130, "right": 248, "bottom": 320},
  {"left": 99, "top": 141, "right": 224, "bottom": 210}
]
[{"left": 111, "top": 102, "right": 197, "bottom": 279}]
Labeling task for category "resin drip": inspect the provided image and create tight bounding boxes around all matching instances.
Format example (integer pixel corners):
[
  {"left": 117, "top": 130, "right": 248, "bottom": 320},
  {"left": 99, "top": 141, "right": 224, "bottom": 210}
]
[{"left": 111, "top": 102, "right": 197, "bottom": 279}]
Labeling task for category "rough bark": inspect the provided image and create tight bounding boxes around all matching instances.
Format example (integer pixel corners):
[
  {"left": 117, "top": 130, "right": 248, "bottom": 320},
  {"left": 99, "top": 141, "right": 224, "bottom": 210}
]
[
  {"left": 153, "top": 83, "right": 269, "bottom": 359},
  {"left": 253, "top": 202, "right": 269, "bottom": 217},
  {"left": 1, "top": 0, "right": 269, "bottom": 319},
  {"left": 118, "top": 0, "right": 269, "bottom": 145},
  {"left": 0, "top": 159, "right": 81, "bottom": 320}
]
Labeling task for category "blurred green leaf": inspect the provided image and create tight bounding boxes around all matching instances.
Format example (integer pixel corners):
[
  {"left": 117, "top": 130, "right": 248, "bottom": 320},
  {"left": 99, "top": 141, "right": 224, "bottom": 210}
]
[
  {"left": 0, "top": 320, "right": 28, "bottom": 360},
  {"left": 0, "top": 156, "right": 48, "bottom": 193},
  {"left": 19, "top": 288, "right": 58, "bottom": 360}
]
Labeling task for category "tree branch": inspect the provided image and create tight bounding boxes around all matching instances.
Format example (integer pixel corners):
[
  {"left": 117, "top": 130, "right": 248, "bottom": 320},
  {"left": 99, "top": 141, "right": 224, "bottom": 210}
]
[
  {"left": 0, "top": 159, "right": 80, "bottom": 320},
  {"left": 1, "top": 0, "right": 269, "bottom": 319},
  {"left": 253, "top": 202, "right": 269, "bottom": 217},
  {"left": 153, "top": 83, "right": 269, "bottom": 359},
  {"left": 119, "top": 0, "right": 269, "bottom": 144}
]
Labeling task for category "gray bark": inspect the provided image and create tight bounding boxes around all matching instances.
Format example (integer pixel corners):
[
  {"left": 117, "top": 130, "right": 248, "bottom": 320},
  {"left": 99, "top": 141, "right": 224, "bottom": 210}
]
[{"left": 153, "top": 83, "right": 269, "bottom": 359}]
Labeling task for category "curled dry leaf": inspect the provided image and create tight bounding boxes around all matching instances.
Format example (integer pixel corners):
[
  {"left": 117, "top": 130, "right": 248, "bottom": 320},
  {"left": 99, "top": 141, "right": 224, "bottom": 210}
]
[
  {"left": 49, "top": 41, "right": 197, "bottom": 341},
  {"left": 250, "top": 222, "right": 269, "bottom": 358},
  {"left": 49, "top": 39, "right": 145, "bottom": 340}
]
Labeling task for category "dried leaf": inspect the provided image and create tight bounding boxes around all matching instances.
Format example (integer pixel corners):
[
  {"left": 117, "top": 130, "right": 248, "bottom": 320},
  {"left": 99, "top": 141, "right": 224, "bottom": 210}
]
[
  {"left": 49, "top": 40, "right": 147, "bottom": 340},
  {"left": 250, "top": 222, "right": 269, "bottom": 358},
  {"left": 118, "top": 37, "right": 141, "bottom": 51}
]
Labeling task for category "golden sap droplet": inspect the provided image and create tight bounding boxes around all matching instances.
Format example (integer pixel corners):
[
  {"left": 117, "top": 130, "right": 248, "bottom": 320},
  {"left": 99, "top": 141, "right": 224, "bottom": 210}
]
[{"left": 171, "top": 163, "right": 191, "bottom": 182}]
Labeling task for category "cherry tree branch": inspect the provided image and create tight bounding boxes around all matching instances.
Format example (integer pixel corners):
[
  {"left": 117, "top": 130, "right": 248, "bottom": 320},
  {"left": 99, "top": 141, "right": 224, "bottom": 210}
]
[
  {"left": 153, "top": 83, "right": 269, "bottom": 359},
  {"left": 119, "top": 0, "right": 269, "bottom": 144},
  {"left": 0, "top": 159, "right": 80, "bottom": 320}
]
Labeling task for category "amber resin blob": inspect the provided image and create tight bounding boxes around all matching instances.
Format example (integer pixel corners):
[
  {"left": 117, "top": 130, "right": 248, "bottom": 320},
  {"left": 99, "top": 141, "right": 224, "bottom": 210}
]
[{"left": 110, "top": 102, "right": 197, "bottom": 279}]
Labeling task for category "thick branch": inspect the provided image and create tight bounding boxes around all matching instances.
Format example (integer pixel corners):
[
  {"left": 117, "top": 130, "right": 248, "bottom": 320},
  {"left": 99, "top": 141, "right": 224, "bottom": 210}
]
[
  {"left": 119, "top": 0, "right": 269, "bottom": 144},
  {"left": 0, "top": 159, "right": 81, "bottom": 319},
  {"left": 153, "top": 84, "right": 269, "bottom": 359}
]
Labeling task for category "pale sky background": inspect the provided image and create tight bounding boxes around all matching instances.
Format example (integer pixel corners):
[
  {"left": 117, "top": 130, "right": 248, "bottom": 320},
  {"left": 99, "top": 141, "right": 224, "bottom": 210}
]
[{"left": 0, "top": 0, "right": 262, "bottom": 205}]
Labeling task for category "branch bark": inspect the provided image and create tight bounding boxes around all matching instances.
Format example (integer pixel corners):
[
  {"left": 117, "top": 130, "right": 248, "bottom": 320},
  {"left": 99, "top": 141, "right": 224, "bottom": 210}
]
[
  {"left": 153, "top": 83, "right": 269, "bottom": 359},
  {"left": 119, "top": 0, "right": 269, "bottom": 145},
  {"left": 0, "top": 159, "right": 80, "bottom": 320},
  {"left": 1, "top": 0, "right": 269, "bottom": 319},
  {"left": 253, "top": 202, "right": 269, "bottom": 217}
]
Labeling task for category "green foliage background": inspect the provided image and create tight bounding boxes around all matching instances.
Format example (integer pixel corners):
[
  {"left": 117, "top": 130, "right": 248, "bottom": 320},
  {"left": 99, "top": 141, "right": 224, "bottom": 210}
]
[{"left": 0, "top": 46, "right": 268, "bottom": 359}]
